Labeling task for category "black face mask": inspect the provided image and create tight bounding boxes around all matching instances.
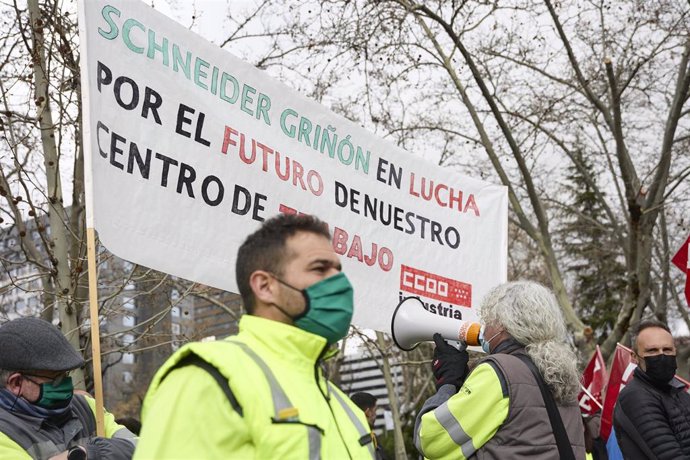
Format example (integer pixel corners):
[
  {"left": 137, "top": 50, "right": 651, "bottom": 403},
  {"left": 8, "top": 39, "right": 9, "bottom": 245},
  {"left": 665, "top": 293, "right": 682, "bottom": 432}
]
[{"left": 643, "top": 354, "right": 677, "bottom": 385}]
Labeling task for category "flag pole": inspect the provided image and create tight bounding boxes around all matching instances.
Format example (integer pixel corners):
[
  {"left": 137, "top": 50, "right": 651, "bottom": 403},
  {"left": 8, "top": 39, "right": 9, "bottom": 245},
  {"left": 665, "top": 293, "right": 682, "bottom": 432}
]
[
  {"left": 78, "top": 0, "right": 105, "bottom": 437},
  {"left": 85, "top": 228, "right": 105, "bottom": 436},
  {"left": 579, "top": 384, "right": 604, "bottom": 410}
]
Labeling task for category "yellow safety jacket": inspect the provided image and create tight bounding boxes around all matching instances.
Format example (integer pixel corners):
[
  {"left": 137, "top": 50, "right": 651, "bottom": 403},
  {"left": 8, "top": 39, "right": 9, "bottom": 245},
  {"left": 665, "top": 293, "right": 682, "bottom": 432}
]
[
  {"left": 416, "top": 362, "right": 510, "bottom": 460},
  {"left": 0, "top": 394, "right": 134, "bottom": 459},
  {"left": 135, "top": 315, "right": 375, "bottom": 459}
]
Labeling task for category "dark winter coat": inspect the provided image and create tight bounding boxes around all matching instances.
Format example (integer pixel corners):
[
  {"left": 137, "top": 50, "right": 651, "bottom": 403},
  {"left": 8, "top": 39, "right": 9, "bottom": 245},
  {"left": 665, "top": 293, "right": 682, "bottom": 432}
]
[{"left": 613, "top": 367, "right": 690, "bottom": 460}]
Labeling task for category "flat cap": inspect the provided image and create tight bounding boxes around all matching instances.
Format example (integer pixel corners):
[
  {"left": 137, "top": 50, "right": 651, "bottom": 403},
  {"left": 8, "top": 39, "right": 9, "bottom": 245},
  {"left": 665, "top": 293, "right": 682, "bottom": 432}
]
[{"left": 0, "top": 317, "right": 84, "bottom": 372}]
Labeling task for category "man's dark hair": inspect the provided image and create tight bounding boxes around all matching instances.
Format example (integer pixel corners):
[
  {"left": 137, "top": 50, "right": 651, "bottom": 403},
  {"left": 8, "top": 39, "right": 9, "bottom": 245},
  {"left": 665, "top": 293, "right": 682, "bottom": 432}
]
[
  {"left": 115, "top": 417, "right": 141, "bottom": 435},
  {"left": 631, "top": 319, "right": 672, "bottom": 354},
  {"left": 350, "top": 392, "right": 377, "bottom": 411},
  {"left": 235, "top": 214, "right": 330, "bottom": 313}
]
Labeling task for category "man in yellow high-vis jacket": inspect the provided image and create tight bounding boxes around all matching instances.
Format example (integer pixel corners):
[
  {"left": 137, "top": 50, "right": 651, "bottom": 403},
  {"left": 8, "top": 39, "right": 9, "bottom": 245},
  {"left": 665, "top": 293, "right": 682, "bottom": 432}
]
[{"left": 135, "top": 214, "right": 374, "bottom": 459}]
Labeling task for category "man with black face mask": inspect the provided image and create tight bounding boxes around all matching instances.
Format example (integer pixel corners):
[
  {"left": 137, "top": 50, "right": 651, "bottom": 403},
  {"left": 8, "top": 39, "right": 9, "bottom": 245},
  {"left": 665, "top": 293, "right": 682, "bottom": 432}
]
[
  {"left": 614, "top": 319, "right": 690, "bottom": 459},
  {"left": 135, "top": 214, "right": 375, "bottom": 459},
  {"left": 0, "top": 317, "right": 136, "bottom": 460}
]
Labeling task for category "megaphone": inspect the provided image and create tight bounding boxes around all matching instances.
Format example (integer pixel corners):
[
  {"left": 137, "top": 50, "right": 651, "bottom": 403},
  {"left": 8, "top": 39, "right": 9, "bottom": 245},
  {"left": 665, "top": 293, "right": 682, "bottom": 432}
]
[{"left": 391, "top": 296, "right": 482, "bottom": 351}]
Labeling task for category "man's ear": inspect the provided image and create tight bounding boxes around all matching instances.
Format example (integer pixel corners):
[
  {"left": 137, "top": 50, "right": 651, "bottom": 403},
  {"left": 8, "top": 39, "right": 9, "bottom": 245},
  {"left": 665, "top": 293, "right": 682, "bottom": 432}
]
[
  {"left": 5, "top": 372, "right": 23, "bottom": 396},
  {"left": 630, "top": 350, "right": 639, "bottom": 364},
  {"left": 249, "top": 270, "right": 277, "bottom": 306}
]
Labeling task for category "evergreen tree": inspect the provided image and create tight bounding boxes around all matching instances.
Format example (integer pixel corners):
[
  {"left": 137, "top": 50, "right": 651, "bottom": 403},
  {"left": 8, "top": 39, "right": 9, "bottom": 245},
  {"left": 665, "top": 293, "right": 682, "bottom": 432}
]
[{"left": 559, "top": 153, "right": 627, "bottom": 343}]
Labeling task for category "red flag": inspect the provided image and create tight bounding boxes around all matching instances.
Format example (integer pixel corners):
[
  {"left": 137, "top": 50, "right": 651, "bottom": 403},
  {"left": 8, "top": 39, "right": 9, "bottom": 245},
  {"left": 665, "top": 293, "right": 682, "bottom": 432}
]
[
  {"left": 578, "top": 345, "right": 608, "bottom": 415},
  {"left": 600, "top": 343, "right": 636, "bottom": 440},
  {"left": 672, "top": 233, "right": 690, "bottom": 308}
]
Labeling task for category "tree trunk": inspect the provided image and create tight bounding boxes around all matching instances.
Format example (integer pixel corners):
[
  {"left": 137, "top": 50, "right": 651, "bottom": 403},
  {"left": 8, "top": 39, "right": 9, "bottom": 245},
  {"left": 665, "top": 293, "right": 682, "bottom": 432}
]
[
  {"left": 376, "top": 332, "right": 407, "bottom": 460},
  {"left": 27, "top": 0, "right": 85, "bottom": 387}
]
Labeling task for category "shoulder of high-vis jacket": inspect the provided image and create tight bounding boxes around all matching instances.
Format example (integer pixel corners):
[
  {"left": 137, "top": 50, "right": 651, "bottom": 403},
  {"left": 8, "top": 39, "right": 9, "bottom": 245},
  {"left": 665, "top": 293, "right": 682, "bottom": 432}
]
[
  {"left": 417, "top": 362, "right": 509, "bottom": 460},
  {"left": 0, "top": 434, "right": 32, "bottom": 460},
  {"left": 0, "top": 394, "right": 131, "bottom": 459},
  {"left": 83, "top": 395, "right": 132, "bottom": 438},
  {"left": 134, "top": 315, "right": 374, "bottom": 459}
]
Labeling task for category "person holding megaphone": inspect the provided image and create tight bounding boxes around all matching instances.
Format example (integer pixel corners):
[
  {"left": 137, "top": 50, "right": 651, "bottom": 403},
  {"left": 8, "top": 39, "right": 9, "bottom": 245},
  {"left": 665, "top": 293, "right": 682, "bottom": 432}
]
[{"left": 413, "top": 281, "right": 586, "bottom": 460}]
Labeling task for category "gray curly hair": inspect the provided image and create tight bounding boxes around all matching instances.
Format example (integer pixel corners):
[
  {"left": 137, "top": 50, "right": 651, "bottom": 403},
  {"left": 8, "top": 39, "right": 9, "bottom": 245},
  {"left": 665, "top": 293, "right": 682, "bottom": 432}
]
[{"left": 479, "top": 281, "right": 580, "bottom": 404}]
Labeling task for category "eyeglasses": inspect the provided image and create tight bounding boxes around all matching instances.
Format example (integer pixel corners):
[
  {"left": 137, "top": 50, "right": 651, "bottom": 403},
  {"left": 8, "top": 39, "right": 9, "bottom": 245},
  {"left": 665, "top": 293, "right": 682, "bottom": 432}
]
[{"left": 22, "top": 371, "right": 70, "bottom": 386}]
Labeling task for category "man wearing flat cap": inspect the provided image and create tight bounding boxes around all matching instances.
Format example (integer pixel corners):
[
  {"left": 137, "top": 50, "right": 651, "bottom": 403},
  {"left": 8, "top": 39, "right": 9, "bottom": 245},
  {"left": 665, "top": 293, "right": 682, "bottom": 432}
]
[{"left": 0, "top": 317, "right": 136, "bottom": 460}]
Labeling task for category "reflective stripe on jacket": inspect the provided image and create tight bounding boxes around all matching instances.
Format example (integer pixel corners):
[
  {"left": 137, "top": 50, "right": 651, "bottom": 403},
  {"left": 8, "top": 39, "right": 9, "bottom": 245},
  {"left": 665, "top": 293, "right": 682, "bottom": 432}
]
[
  {"left": 417, "top": 351, "right": 585, "bottom": 459},
  {"left": 417, "top": 362, "right": 509, "bottom": 459},
  {"left": 135, "top": 315, "right": 375, "bottom": 459}
]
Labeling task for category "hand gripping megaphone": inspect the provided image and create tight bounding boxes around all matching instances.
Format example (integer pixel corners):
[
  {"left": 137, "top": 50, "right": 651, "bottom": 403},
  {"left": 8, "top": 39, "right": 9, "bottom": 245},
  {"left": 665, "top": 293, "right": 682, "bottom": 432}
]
[{"left": 390, "top": 296, "right": 482, "bottom": 351}]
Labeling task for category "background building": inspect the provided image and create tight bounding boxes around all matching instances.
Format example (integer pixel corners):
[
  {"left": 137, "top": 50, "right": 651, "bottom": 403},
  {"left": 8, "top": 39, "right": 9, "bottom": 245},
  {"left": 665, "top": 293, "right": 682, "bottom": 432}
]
[{"left": 339, "top": 347, "right": 404, "bottom": 434}]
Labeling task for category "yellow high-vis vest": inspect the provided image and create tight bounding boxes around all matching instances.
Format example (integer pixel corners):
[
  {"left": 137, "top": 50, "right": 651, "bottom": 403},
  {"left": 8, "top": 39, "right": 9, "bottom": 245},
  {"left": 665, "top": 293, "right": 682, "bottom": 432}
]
[{"left": 135, "top": 315, "right": 375, "bottom": 459}]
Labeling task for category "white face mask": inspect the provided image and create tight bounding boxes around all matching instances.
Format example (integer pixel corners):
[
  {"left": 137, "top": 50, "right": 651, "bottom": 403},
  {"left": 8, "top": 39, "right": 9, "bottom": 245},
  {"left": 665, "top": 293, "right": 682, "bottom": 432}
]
[{"left": 480, "top": 328, "right": 502, "bottom": 354}]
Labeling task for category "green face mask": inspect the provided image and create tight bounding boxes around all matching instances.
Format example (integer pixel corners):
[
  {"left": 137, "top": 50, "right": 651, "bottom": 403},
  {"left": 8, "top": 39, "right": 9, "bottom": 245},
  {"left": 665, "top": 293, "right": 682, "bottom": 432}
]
[
  {"left": 24, "top": 375, "right": 74, "bottom": 409},
  {"left": 274, "top": 272, "right": 354, "bottom": 345}
]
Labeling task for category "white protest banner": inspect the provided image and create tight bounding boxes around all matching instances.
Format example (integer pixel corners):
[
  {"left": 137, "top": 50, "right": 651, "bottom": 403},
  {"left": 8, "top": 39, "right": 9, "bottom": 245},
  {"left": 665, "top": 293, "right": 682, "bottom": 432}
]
[{"left": 79, "top": 0, "right": 507, "bottom": 332}]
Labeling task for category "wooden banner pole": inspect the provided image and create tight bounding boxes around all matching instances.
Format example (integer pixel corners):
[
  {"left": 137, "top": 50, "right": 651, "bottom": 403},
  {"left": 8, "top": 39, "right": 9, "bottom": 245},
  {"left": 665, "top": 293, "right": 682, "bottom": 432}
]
[{"left": 86, "top": 227, "right": 105, "bottom": 436}]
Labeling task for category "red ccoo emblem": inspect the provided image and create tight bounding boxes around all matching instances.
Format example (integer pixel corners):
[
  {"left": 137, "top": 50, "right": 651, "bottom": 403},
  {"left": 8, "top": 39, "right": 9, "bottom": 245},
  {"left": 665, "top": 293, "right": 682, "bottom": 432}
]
[{"left": 399, "top": 265, "right": 472, "bottom": 307}]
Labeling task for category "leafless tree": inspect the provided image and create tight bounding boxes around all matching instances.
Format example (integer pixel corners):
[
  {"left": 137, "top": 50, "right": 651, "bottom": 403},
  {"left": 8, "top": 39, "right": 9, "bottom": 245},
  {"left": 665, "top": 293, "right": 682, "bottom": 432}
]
[{"left": 215, "top": 0, "right": 690, "bottom": 359}]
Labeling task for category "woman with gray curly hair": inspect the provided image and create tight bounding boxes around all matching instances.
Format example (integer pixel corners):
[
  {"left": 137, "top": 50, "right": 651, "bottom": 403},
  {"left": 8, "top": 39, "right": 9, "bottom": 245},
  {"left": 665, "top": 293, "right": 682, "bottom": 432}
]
[
  {"left": 415, "top": 281, "right": 586, "bottom": 460},
  {"left": 479, "top": 280, "right": 581, "bottom": 404}
]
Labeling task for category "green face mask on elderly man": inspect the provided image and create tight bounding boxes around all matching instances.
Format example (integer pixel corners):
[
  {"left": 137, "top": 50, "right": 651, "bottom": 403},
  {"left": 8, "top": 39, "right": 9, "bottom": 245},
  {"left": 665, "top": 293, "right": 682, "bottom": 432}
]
[{"left": 21, "top": 375, "right": 75, "bottom": 409}]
